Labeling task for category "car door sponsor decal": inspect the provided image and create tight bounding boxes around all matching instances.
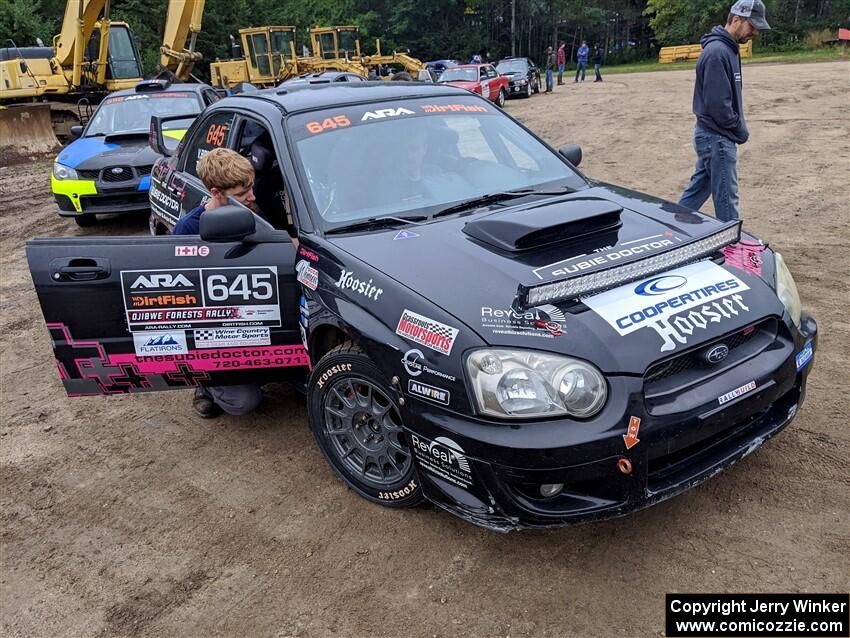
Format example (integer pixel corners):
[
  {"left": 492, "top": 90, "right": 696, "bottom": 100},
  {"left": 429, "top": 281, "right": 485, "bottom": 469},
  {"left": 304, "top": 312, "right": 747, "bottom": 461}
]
[
  {"left": 133, "top": 331, "right": 188, "bottom": 356},
  {"left": 396, "top": 309, "right": 459, "bottom": 356},
  {"left": 295, "top": 260, "right": 319, "bottom": 291},
  {"left": 583, "top": 261, "right": 750, "bottom": 352},
  {"left": 410, "top": 434, "right": 472, "bottom": 489},
  {"left": 407, "top": 379, "right": 450, "bottom": 406},
  {"left": 193, "top": 327, "right": 270, "bottom": 348},
  {"left": 121, "top": 267, "right": 280, "bottom": 331},
  {"left": 174, "top": 245, "right": 210, "bottom": 257}
]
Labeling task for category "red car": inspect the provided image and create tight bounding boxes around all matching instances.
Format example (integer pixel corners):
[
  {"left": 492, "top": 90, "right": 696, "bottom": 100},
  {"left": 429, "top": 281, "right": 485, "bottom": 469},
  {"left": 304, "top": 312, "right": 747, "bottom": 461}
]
[{"left": 437, "top": 64, "right": 509, "bottom": 107}]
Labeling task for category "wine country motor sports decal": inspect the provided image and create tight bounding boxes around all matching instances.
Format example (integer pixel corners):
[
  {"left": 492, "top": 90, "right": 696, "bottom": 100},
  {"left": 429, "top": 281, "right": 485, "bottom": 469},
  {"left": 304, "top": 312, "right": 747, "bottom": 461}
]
[
  {"left": 193, "top": 327, "right": 270, "bottom": 348},
  {"left": 407, "top": 379, "right": 450, "bottom": 406},
  {"left": 121, "top": 267, "right": 280, "bottom": 332},
  {"left": 396, "top": 309, "right": 459, "bottom": 356},
  {"left": 480, "top": 304, "right": 566, "bottom": 338},
  {"left": 410, "top": 434, "right": 473, "bottom": 489},
  {"left": 583, "top": 261, "right": 750, "bottom": 352}
]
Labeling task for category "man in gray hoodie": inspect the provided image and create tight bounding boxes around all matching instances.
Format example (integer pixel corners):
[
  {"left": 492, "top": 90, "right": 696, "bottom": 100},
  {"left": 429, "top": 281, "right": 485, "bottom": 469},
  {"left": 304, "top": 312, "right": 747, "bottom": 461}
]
[{"left": 678, "top": 0, "right": 770, "bottom": 221}]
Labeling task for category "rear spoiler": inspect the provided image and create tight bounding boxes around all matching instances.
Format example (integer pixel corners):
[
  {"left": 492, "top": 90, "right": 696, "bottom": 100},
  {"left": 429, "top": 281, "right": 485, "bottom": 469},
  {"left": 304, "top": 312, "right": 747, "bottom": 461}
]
[{"left": 149, "top": 113, "right": 197, "bottom": 157}]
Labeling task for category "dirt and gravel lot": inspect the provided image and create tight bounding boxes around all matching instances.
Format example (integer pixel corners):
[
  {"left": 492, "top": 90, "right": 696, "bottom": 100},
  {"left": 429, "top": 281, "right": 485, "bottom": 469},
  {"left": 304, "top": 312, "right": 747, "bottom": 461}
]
[{"left": 1, "top": 61, "right": 848, "bottom": 637}]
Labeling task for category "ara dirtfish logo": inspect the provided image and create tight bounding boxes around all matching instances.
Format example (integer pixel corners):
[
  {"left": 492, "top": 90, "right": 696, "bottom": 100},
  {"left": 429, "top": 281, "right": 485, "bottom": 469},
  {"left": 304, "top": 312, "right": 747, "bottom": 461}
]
[
  {"left": 130, "top": 273, "right": 194, "bottom": 289},
  {"left": 361, "top": 107, "right": 415, "bottom": 121},
  {"left": 133, "top": 331, "right": 187, "bottom": 355}
]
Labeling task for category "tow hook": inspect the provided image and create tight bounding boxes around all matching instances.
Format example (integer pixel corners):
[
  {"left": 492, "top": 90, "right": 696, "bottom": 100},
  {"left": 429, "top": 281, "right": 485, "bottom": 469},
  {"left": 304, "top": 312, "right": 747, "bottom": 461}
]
[{"left": 617, "top": 458, "right": 633, "bottom": 475}]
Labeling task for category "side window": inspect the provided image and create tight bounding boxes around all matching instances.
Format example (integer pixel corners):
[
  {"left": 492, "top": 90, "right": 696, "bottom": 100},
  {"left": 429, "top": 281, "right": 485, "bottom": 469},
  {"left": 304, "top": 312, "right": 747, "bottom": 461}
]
[
  {"left": 232, "top": 117, "right": 294, "bottom": 233},
  {"left": 479, "top": 67, "right": 487, "bottom": 80},
  {"left": 182, "top": 111, "right": 235, "bottom": 177},
  {"left": 487, "top": 66, "right": 498, "bottom": 79}
]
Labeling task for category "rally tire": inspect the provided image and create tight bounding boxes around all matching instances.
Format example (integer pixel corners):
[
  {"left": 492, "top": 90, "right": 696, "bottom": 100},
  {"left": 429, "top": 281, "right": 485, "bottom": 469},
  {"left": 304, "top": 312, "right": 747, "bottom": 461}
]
[
  {"left": 533, "top": 77, "right": 541, "bottom": 94},
  {"left": 524, "top": 81, "right": 533, "bottom": 98},
  {"left": 74, "top": 214, "right": 96, "bottom": 227},
  {"left": 496, "top": 88, "right": 507, "bottom": 108},
  {"left": 307, "top": 342, "right": 424, "bottom": 508}
]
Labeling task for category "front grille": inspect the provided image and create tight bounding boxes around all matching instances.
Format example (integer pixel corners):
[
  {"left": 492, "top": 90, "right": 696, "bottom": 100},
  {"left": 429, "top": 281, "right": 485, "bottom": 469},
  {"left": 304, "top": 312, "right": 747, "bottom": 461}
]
[
  {"left": 77, "top": 169, "right": 100, "bottom": 179},
  {"left": 79, "top": 192, "right": 149, "bottom": 213},
  {"left": 102, "top": 166, "right": 134, "bottom": 182},
  {"left": 136, "top": 165, "right": 153, "bottom": 176},
  {"left": 645, "top": 325, "right": 760, "bottom": 384}
]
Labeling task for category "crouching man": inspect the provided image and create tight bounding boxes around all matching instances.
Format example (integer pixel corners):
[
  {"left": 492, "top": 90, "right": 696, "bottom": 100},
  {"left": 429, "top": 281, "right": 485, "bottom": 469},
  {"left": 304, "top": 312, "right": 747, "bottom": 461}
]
[{"left": 173, "top": 147, "right": 263, "bottom": 418}]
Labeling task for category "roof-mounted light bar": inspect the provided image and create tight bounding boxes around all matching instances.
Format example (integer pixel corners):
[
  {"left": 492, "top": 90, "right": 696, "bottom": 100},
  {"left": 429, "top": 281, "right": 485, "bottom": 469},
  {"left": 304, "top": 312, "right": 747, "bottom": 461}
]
[{"left": 521, "top": 223, "right": 741, "bottom": 307}]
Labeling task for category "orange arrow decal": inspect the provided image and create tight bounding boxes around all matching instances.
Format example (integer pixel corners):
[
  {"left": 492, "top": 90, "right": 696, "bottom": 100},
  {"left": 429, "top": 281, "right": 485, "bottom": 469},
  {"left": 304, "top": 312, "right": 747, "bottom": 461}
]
[{"left": 623, "top": 416, "right": 641, "bottom": 450}]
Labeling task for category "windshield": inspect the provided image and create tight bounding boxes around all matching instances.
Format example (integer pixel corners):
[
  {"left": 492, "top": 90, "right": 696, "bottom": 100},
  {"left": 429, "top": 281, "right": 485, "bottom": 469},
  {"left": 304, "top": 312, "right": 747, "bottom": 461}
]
[
  {"left": 287, "top": 97, "right": 586, "bottom": 230},
  {"left": 438, "top": 68, "right": 477, "bottom": 83},
  {"left": 85, "top": 92, "right": 200, "bottom": 137},
  {"left": 497, "top": 60, "right": 528, "bottom": 74},
  {"left": 338, "top": 30, "right": 359, "bottom": 56}
]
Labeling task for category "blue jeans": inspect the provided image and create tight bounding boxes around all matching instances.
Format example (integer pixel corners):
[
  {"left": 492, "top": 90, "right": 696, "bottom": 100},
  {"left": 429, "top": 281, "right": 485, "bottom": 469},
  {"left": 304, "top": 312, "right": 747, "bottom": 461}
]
[
  {"left": 594, "top": 63, "right": 602, "bottom": 81},
  {"left": 546, "top": 69, "right": 553, "bottom": 91},
  {"left": 679, "top": 127, "right": 740, "bottom": 221},
  {"left": 557, "top": 63, "right": 564, "bottom": 83},
  {"left": 575, "top": 61, "right": 587, "bottom": 81}
]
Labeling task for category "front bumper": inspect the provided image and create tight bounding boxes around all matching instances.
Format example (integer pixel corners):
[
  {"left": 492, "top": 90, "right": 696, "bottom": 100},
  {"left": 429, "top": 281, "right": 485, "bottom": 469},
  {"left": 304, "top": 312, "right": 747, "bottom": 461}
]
[
  {"left": 403, "top": 313, "right": 818, "bottom": 532},
  {"left": 52, "top": 174, "right": 151, "bottom": 216}
]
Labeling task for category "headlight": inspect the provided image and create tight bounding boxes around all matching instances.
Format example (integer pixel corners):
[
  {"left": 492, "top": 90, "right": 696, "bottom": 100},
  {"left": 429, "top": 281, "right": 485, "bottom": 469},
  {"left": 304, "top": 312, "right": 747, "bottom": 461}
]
[
  {"left": 53, "top": 163, "right": 78, "bottom": 180},
  {"left": 467, "top": 349, "right": 607, "bottom": 419},
  {"left": 520, "top": 78, "right": 528, "bottom": 85},
  {"left": 774, "top": 252, "right": 802, "bottom": 328}
]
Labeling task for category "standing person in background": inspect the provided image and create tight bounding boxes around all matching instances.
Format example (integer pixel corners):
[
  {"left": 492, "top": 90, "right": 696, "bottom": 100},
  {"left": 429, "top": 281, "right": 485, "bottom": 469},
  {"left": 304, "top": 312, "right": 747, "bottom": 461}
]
[
  {"left": 592, "top": 46, "right": 604, "bottom": 82},
  {"left": 545, "top": 46, "right": 556, "bottom": 92},
  {"left": 557, "top": 41, "right": 566, "bottom": 85},
  {"left": 575, "top": 40, "right": 589, "bottom": 82},
  {"left": 678, "top": 0, "right": 769, "bottom": 221}
]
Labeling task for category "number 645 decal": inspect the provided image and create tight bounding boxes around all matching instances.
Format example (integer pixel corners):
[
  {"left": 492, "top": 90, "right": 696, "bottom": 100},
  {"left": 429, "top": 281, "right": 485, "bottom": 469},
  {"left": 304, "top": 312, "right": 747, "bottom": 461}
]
[{"left": 206, "top": 272, "right": 274, "bottom": 302}]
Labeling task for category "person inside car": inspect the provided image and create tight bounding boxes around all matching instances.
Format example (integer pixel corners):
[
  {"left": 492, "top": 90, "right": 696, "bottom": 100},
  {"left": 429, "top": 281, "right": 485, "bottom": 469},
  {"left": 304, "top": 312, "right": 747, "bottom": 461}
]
[{"left": 171, "top": 148, "right": 263, "bottom": 418}]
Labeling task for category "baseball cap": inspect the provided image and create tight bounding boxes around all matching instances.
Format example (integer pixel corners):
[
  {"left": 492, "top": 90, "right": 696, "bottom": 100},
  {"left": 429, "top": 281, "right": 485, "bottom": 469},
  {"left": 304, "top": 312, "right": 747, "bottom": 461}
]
[{"left": 730, "top": 0, "right": 771, "bottom": 30}]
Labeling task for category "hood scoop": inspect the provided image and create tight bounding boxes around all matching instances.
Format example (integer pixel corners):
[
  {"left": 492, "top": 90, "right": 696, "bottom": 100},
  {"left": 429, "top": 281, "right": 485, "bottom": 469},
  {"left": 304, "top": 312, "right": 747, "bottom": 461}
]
[{"left": 462, "top": 198, "right": 623, "bottom": 252}]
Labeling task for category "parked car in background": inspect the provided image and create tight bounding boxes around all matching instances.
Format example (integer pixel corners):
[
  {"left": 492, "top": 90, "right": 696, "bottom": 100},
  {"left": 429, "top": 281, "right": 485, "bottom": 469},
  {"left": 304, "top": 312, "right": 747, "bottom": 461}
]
[
  {"left": 496, "top": 57, "right": 542, "bottom": 98},
  {"left": 437, "top": 64, "right": 509, "bottom": 107},
  {"left": 51, "top": 78, "right": 215, "bottom": 227},
  {"left": 280, "top": 71, "right": 368, "bottom": 87},
  {"left": 424, "top": 59, "right": 460, "bottom": 78}
]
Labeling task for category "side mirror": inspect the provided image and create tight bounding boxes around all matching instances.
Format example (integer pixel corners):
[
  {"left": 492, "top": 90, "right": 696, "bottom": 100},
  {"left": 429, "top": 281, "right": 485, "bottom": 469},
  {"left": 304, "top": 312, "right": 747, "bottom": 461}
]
[
  {"left": 199, "top": 205, "right": 256, "bottom": 242},
  {"left": 69, "top": 125, "right": 83, "bottom": 140},
  {"left": 559, "top": 143, "right": 582, "bottom": 167}
]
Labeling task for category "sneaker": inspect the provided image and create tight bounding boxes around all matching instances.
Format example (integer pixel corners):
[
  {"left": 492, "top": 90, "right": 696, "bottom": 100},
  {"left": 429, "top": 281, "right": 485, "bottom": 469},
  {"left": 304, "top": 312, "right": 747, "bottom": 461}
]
[{"left": 192, "top": 387, "right": 222, "bottom": 418}]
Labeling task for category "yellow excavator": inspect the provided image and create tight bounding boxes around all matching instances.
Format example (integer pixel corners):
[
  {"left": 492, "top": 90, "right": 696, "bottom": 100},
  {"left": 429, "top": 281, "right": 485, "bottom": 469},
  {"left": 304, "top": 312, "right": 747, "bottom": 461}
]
[
  {"left": 209, "top": 25, "right": 425, "bottom": 90},
  {"left": 0, "top": 0, "right": 204, "bottom": 157}
]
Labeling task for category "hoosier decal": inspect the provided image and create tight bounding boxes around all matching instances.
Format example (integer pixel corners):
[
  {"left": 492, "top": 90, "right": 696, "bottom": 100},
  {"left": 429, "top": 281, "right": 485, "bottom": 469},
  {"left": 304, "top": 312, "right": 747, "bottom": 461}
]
[{"left": 396, "top": 309, "right": 459, "bottom": 356}]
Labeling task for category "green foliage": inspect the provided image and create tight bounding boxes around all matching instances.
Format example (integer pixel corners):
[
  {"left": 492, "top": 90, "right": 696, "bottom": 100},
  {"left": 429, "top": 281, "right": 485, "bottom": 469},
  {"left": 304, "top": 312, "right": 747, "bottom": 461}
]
[{"left": 0, "top": 0, "right": 54, "bottom": 46}]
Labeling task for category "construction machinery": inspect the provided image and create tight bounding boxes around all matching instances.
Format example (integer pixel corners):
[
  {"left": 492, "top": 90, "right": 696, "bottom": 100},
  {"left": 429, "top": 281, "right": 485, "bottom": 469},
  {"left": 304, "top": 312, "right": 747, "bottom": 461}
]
[
  {"left": 159, "top": 0, "right": 205, "bottom": 80},
  {"left": 209, "top": 25, "right": 426, "bottom": 90},
  {"left": 209, "top": 26, "right": 300, "bottom": 89},
  {"left": 0, "top": 0, "right": 204, "bottom": 158}
]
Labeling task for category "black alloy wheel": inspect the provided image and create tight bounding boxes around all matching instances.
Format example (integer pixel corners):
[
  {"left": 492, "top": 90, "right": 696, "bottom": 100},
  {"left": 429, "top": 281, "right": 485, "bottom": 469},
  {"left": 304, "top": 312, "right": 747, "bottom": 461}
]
[
  {"left": 307, "top": 342, "right": 423, "bottom": 507},
  {"left": 525, "top": 80, "right": 533, "bottom": 98}
]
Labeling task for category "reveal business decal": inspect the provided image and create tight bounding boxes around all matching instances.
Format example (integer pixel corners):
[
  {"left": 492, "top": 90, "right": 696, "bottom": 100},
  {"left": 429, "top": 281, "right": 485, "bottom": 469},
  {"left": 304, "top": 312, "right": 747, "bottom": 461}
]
[{"left": 583, "top": 261, "right": 750, "bottom": 352}]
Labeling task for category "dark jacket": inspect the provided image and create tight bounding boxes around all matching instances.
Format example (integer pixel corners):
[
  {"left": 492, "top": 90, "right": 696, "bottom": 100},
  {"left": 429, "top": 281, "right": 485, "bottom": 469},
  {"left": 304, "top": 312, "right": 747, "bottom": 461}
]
[
  {"left": 546, "top": 51, "right": 557, "bottom": 70},
  {"left": 172, "top": 203, "right": 205, "bottom": 235},
  {"left": 592, "top": 50, "right": 603, "bottom": 65},
  {"left": 693, "top": 26, "right": 749, "bottom": 144}
]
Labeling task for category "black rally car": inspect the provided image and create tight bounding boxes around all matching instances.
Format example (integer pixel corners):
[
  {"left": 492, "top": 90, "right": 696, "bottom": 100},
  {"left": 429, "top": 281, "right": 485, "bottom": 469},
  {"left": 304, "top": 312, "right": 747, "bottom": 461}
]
[
  {"left": 27, "top": 83, "right": 817, "bottom": 531},
  {"left": 496, "top": 57, "right": 542, "bottom": 98}
]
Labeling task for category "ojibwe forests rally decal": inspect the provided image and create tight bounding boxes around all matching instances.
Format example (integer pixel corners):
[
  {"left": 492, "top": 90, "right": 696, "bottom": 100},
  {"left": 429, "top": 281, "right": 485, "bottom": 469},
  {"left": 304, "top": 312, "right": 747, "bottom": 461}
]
[
  {"left": 121, "top": 266, "right": 281, "bottom": 331},
  {"left": 47, "top": 323, "right": 309, "bottom": 397}
]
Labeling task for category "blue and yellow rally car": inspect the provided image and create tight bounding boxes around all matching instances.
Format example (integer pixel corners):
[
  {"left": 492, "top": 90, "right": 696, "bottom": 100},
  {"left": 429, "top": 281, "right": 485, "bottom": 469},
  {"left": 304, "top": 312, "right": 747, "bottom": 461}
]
[{"left": 51, "top": 78, "right": 219, "bottom": 227}]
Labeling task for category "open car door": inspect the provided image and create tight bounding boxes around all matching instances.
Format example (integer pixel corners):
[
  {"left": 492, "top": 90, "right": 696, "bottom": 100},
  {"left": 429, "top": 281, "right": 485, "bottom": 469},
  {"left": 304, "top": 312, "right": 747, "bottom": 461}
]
[{"left": 27, "top": 223, "right": 307, "bottom": 397}]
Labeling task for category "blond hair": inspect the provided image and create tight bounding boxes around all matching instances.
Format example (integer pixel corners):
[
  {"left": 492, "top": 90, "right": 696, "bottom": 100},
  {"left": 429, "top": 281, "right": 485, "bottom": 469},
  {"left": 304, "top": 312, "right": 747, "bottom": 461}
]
[{"left": 197, "top": 147, "right": 254, "bottom": 191}]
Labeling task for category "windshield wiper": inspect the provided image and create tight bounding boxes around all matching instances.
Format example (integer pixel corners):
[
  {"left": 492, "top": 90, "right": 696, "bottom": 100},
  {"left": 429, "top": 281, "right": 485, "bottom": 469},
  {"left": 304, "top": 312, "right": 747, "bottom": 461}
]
[
  {"left": 431, "top": 186, "right": 575, "bottom": 219},
  {"left": 325, "top": 215, "right": 428, "bottom": 235}
]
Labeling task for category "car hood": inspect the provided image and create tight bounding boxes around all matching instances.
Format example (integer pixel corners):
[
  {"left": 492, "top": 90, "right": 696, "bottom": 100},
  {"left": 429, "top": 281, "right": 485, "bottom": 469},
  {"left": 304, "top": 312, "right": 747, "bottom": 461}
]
[
  {"left": 329, "top": 184, "right": 784, "bottom": 374},
  {"left": 57, "top": 136, "right": 162, "bottom": 171},
  {"left": 441, "top": 81, "right": 479, "bottom": 91}
]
